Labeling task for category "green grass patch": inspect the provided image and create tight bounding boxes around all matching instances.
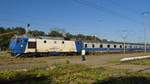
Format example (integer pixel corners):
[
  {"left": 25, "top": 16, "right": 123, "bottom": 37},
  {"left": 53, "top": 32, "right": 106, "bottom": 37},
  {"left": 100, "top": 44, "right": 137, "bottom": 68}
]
[{"left": 0, "top": 69, "right": 54, "bottom": 84}]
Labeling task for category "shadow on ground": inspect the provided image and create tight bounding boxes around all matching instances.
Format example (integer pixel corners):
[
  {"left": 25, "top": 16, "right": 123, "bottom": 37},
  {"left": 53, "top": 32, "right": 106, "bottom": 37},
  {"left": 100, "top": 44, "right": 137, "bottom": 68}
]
[
  {"left": 94, "top": 76, "right": 150, "bottom": 84},
  {"left": 0, "top": 77, "right": 54, "bottom": 84}
]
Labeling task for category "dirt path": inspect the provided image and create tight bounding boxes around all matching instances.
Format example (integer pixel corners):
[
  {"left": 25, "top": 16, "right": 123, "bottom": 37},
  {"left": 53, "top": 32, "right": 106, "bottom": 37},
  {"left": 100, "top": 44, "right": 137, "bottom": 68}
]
[
  {"left": 45, "top": 55, "right": 150, "bottom": 73},
  {"left": 62, "top": 55, "right": 150, "bottom": 72}
]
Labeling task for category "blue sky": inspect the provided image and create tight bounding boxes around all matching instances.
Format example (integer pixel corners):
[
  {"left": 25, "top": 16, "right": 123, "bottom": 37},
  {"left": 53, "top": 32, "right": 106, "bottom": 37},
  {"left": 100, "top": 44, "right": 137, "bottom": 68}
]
[{"left": 0, "top": 0, "right": 150, "bottom": 43}]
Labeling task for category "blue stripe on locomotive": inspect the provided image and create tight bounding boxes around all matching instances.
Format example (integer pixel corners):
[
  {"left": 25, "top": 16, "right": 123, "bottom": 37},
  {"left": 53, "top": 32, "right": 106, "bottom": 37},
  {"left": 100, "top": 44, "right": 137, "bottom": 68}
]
[{"left": 9, "top": 37, "right": 28, "bottom": 55}]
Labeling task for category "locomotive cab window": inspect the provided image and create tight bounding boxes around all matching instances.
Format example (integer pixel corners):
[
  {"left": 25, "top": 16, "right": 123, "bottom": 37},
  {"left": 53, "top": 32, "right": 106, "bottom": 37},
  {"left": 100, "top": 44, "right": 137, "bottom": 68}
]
[
  {"left": 16, "top": 38, "right": 21, "bottom": 43},
  {"left": 28, "top": 42, "right": 36, "bottom": 48},
  {"left": 24, "top": 39, "right": 27, "bottom": 42}
]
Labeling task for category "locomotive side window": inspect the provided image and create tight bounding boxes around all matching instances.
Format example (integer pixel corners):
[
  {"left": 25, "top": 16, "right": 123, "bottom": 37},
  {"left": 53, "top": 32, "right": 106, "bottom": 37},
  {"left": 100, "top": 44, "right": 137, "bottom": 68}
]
[
  {"left": 114, "top": 45, "right": 116, "bottom": 48},
  {"left": 100, "top": 44, "right": 103, "bottom": 48},
  {"left": 28, "top": 42, "right": 36, "bottom": 48},
  {"left": 92, "top": 44, "right": 95, "bottom": 48},
  {"left": 62, "top": 41, "right": 64, "bottom": 44},
  {"left": 107, "top": 45, "right": 110, "bottom": 48},
  {"left": 44, "top": 40, "right": 47, "bottom": 43},
  {"left": 85, "top": 44, "right": 87, "bottom": 48}
]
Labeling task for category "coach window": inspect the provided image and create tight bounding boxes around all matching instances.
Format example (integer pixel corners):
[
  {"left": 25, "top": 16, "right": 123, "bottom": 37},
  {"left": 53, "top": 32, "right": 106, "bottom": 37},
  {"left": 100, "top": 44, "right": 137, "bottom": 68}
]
[
  {"left": 85, "top": 44, "right": 87, "bottom": 48},
  {"left": 44, "top": 40, "right": 47, "bottom": 43},
  {"left": 28, "top": 42, "right": 36, "bottom": 48},
  {"left": 92, "top": 44, "right": 95, "bottom": 48},
  {"left": 130, "top": 46, "right": 132, "bottom": 48},
  {"left": 120, "top": 45, "right": 122, "bottom": 48},
  {"left": 114, "top": 45, "right": 116, "bottom": 48},
  {"left": 62, "top": 41, "right": 64, "bottom": 44},
  {"left": 107, "top": 45, "right": 110, "bottom": 48},
  {"left": 100, "top": 44, "right": 103, "bottom": 48},
  {"left": 125, "top": 46, "right": 127, "bottom": 48}
]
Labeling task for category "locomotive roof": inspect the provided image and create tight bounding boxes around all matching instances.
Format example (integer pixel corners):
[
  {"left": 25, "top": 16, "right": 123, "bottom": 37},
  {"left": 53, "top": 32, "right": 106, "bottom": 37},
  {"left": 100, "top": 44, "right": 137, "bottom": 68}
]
[{"left": 37, "top": 36, "right": 64, "bottom": 40}]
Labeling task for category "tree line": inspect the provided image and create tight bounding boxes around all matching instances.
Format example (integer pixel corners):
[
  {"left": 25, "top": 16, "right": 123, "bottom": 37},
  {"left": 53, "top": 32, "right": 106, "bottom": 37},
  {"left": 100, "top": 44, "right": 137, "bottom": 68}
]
[{"left": 0, "top": 27, "right": 107, "bottom": 50}]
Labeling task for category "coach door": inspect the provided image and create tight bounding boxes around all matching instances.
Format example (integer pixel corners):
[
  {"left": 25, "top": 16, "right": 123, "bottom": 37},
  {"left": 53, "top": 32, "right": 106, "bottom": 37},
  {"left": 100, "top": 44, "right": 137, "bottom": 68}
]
[{"left": 28, "top": 41, "right": 37, "bottom": 52}]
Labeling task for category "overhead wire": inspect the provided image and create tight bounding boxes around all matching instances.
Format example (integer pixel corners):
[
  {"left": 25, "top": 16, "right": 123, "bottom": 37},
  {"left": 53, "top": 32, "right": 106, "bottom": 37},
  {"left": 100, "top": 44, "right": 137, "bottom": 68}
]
[
  {"left": 72, "top": 0, "right": 143, "bottom": 25},
  {"left": 107, "top": 0, "right": 139, "bottom": 14}
]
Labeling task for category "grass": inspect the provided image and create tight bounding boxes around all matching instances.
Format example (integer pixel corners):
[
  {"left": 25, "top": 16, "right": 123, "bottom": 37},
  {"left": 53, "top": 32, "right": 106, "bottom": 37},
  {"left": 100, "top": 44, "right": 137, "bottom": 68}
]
[
  {"left": 0, "top": 51, "right": 150, "bottom": 83},
  {"left": 0, "top": 63, "right": 149, "bottom": 84}
]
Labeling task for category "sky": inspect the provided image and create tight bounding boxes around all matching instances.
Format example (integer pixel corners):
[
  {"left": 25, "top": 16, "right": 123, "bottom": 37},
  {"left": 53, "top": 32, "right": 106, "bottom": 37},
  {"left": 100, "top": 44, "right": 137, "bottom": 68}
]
[{"left": 0, "top": 0, "right": 150, "bottom": 43}]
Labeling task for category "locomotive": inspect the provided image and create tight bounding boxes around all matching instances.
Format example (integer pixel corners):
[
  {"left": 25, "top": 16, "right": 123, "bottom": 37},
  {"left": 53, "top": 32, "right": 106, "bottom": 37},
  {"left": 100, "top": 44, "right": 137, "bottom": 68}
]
[{"left": 9, "top": 35, "right": 150, "bottom": 56}]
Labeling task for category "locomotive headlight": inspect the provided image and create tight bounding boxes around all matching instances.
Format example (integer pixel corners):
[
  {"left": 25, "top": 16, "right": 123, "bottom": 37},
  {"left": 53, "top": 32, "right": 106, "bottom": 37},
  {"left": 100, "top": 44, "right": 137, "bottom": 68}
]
[{"left": 20, "top": 45, "right": 23, "bottom": 48}]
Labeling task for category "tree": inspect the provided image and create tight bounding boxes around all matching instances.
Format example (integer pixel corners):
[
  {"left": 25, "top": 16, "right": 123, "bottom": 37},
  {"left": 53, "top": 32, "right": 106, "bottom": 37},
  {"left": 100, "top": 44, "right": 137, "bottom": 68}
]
[
  {"left": 48, "top": 28, "right": 67, "bottom": 37},
  {"left": 0, "top": 27, "right": 26, "bottom": 50},
  {"left": 64, "top": 33, "right": 73, "bottom": 40},
  {"left": 28, "top": 30, "right": 45, "bottom": 37},
  {"left": 0, "top": 27, "right": 5, "bottom": 33},
  {"left": 48, "top": 30, "right": 63, "bottom": 37},
  {"left": 13, "top": 27, "right": 26, "bottom": 35}
]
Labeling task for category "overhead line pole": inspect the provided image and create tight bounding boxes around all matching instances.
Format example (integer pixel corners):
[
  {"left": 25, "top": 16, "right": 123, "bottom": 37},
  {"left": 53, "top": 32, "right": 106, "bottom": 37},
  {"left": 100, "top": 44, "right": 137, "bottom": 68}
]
[
  {"left": 144, "top": 19, "right": 147, "bottom": 54},
  {"left": 122, "top": 30, "right": 127, "bottom": 55},
  {"left": 142, "top": 12, "right": 149, "bottom": 54}
]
